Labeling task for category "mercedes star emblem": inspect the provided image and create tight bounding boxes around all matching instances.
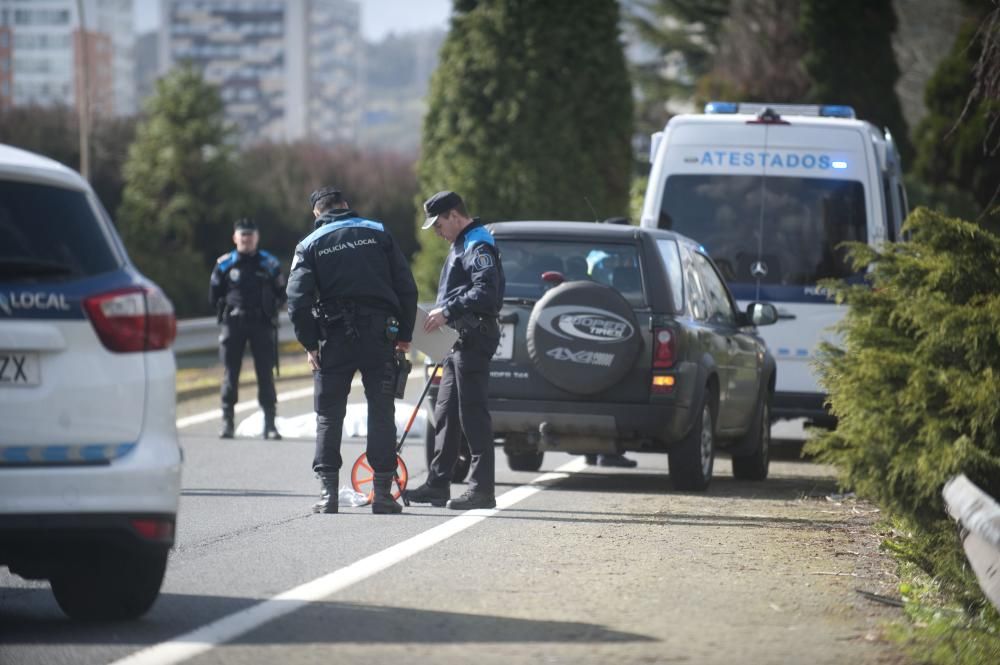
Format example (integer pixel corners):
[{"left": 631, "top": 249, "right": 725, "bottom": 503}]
[{"left": 750, "top": 261, "right": 768, "bottom": 278}]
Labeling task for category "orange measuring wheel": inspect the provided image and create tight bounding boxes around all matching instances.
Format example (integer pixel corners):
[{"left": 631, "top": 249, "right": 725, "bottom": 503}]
[{"left": 350, "top": 453, "right": 408, "bottom": 504}]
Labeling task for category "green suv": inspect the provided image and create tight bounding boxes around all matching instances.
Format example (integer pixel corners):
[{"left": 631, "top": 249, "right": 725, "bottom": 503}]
[{"left": 427, "top": 221, "right": 778, "bottom": 490}]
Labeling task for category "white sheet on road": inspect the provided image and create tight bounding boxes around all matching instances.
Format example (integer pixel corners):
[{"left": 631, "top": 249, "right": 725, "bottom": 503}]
[{"left": 234, "top": 401, "right": 427, "bottom": 440}]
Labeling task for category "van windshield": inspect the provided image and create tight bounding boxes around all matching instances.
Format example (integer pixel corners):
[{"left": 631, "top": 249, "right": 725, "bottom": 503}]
[{"left": 657, "top": 175, "right": 867, "bottom": 292}]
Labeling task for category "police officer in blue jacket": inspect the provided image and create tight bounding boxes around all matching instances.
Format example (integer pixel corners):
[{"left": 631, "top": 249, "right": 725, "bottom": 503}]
[
  {"left": 286, "top": 187, "right": 418, "bottom": 515},
  {"left": 404, "top": 191, "right": 505, "bottom": 510},
  {"left": 210, "top": 218, "right": 286, "bottom": 440}
]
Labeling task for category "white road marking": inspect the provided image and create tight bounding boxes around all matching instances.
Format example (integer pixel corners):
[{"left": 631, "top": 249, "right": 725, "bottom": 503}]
[{"left": 107, "top": 457, "right": 587, "bottom": 665}]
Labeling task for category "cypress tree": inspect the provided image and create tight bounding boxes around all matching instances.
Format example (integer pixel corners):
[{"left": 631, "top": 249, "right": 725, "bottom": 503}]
[
  {"left": 807, "top": 207, "right": 1000, "bottom": 604},
  {"left": 913, "top": 2, "right": 1000, "bottom": 229},
  {"left": 800, "top": 0, "right": 914, "bottom": 165},
  {"left": 414, "top": 0, "right": 633, "bottom": 298},
  {"left": 117, "top": 66, "right": 243, "bottom": 316}
]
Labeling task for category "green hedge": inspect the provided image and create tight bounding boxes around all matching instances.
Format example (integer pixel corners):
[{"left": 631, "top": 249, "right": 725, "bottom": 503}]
[{"left": 806, "top": 206, "right": 1000, "bottom": 608}]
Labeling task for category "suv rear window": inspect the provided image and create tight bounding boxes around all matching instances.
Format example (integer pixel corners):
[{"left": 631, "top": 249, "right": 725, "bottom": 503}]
[
  {"left": 498, "top": 238, "right": 646, "bottom": 306},
  {"left": 0, "top": 180, "right": 121, "bottom": 281}
]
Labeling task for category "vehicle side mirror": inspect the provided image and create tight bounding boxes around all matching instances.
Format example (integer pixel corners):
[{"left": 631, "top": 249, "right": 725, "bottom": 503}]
[{"left": 746, "top": 302, "right": 778, "bottom": 326}]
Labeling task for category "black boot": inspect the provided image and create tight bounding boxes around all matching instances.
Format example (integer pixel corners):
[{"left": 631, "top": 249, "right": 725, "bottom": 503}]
[
  {"left": 598, "top": 453, "right": 637, "bottom": 468},
  {"left": 312, "top": 471, "right": 338, "bottom": 514},
  {"left": 263, "top": 410, "right": 282, "bottom": 440},
  {"left": 402, "top": 481, "right": 450, "bottom": 507},
  {"left": 220, "top": 410, "right": 234, "bottom": 439},
  {"left": 371, "top": 472, "right": 403, "bottom": 514},
  {"left": 446, "top": 487, "right": 496, "bottom": 510}
]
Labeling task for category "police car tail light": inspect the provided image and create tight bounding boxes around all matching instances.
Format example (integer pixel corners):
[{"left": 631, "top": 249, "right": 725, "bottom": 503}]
[
  {"left": 84, "top": 287, "right": 177, "bottom": 353},
  {"left": 130, "top": 517, "right": 174, "bottom": 542},
  {"left": 652, "top": 328, "right": 676, "bottom": 369}
]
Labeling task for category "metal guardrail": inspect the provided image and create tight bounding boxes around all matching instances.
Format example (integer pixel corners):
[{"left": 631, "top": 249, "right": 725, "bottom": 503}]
[
  {"left": 173, "top": 313, "right": 295, "bottom": 354},
  {"left": 943, "top": 474, "right": 1000, "bottom": 612}
]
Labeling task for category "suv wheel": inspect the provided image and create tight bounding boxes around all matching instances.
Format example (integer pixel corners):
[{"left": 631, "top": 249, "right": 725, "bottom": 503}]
[
  {"left": 669, "top": 391, "right": 715, "bottom": 491},
  {"left": 50, "top": 546, "right": 168, "bottom": 620},
  {"left": 507, "top": 451, "right": 544, "bottom": 472},
  {"left": 526, "top": 281, "right": 642, "bottom": 395},
  {"left": 732, "top": 397, "right": 770, "bottom": 481}
]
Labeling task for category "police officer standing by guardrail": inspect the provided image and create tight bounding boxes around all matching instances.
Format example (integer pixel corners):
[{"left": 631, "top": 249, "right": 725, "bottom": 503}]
[
  {"left": 404, "top": 191, "right": 505, "bottom": 510},
  {"left": 210, "top": 218, "right": 286, "bottom": 440},
  {"left": 286, "top": 187, "right": 418, "bottom": 515}
]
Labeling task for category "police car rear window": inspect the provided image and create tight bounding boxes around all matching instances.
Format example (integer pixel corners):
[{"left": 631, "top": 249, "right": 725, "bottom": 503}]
[
  {"left": 0, "top": 180, "right": 120, "bottom": 281},
  {"left": 658, "top": 174, "right": 867, "bottom": 286},
  {"left": 499, "top": 239, "right": 645, "bottom": 306}
]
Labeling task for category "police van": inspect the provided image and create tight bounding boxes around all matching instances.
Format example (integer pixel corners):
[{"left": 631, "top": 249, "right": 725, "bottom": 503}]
[{"left": 639, "top": 102, "right": 908, "bottom": 427}]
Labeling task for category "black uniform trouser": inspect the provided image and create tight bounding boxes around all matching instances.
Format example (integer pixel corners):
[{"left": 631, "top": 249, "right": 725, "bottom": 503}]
[
  {"left": 313, "top": 313, "right": 397, "bottom": 474},
  {"left": 427, "top": 329, "right": 500, "bottom": 493},
  {"left": 220, "top": 316, "right": 276, "bottom": 415}
]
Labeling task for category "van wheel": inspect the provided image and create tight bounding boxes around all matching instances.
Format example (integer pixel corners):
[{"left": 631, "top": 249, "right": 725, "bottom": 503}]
[
  {"left": 732, "top": 398, "right": 770, "bottom": 481},
  {"left": 51, "top": 546, "right": 168, "bottom": 620},
  {"left": 507, "top": 451, "right": 544, "bottom": 472},
  {"left": 669, "top": 392, "right": 715, "bottom": 491}
]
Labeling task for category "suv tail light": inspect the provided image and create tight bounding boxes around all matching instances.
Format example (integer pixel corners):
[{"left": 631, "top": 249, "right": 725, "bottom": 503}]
[
  {"left": 652, "top": 327, "right": 676, "bottom": 369},
  {"left": 84, "top": 286, "right": 177, "bottom": 353}
]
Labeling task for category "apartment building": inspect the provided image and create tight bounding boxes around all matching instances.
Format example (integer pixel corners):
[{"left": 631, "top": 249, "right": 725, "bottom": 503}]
[
  {"left": 160, "top": 0, "right": 361, "bottom": 144},
  {"left": 0, "top": 0, "right": 135, "bottom": 116}
]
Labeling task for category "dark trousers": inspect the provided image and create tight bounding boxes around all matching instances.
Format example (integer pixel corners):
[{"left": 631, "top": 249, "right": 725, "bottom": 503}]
[
  {"left": 428, "top": 331, "right": 499, "bottom": 493},
  {"left": 313, "top": 314, "right": 397, "bottom": 474},
  {"left": 220, "top": 318, "right": 276, "bottom": 415}
]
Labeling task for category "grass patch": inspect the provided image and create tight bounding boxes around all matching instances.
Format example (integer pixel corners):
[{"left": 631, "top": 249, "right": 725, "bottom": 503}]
[{"left": 886, "top": 560, "right": 1000, "bottom": 664}]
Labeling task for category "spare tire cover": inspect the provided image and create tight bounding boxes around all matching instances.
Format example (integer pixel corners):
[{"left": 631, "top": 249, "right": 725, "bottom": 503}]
[{"left": 526, "top": 281, "right": 642, "bottom": 395}]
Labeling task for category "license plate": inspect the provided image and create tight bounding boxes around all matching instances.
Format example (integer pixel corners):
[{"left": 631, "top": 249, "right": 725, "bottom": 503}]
[
  {"left": 0, "top": 351, "right": 41, "bottom": 387},
  {"left": 493, "top": 324, "right": 514, "bottom": 361}
]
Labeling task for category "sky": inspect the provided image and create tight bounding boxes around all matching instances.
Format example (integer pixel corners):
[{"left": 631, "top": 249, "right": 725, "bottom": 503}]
[{"left": 134, "top": 1, "right": 453, "bottom": 40}]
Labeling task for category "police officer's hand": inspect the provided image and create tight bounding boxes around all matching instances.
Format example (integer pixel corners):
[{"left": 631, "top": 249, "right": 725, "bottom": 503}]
[
  {"left": 306, "top": 349, "right": 320, "bottom": 371},
  {"left": 396, "top": 341, "right": 411, "bottom": 352},
  {"left": 424, "top": 307, "right": 447, "bottom": 333}
]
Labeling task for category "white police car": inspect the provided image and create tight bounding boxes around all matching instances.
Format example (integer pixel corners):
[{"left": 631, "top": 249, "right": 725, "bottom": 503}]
[{"left": 0, "top": 144, "right": 182, "bottom": 620}]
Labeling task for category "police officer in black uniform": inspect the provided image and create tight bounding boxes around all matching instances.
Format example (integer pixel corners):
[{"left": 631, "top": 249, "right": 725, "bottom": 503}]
[
  {"left": 404, "top": 191, "right": 505, "bottom": 510},
  {"left": 210, "top": 218, "right": 286, "bottom": 439},
  {"left": 286, "top": 187, "right": 418, "bottom": 515}
]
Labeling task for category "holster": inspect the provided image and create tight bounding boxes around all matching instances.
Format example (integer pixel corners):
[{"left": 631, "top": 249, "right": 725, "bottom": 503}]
[{"left": 316, "top": 300, "right": 360, "bottom": 341}]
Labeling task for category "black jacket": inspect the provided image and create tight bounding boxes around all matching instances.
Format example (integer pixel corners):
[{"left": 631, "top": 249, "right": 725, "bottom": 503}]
[
  {"left": 286, "top": 209, "right": 417, "bottom": 351},
  {"left": 437, "top": 218, "right": 505, "bottom": 325},
  {"left": 209, "top": 249, "right": 285, "bottom": 319}
]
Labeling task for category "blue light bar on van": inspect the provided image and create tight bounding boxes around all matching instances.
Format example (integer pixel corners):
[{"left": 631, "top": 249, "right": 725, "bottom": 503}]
[
  {"left": 832, "top": 160, "right": 848, "bottom": 169},
  {"left": 704, "top": 101, "right": 738, "bottom": 114},
  {"left": 819, "top": 105, "right": 856, "bottom": 118}
]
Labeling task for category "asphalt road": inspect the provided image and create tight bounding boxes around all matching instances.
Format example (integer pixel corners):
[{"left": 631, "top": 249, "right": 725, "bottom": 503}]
[{"left": 0, "top": 372, "right": 907, "bottom": 665}]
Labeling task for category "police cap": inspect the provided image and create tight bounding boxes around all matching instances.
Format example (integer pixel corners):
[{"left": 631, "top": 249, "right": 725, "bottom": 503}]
[
  {"left": 422, "top": 190, "right": 463, "bottom": 230},
  {"left": 234, "top": 218, "right": 258, "bottom": 232},
  {"left": 310, "top": 186, "right": 343, "bottom": 209}
]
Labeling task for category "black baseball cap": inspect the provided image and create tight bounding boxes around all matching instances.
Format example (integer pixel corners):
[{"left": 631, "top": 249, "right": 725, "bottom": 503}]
[
  {"left": 234, "top": 218, "right": 257, "bottom": 232},
  {"left": 422, "top": 190, "right": 463, "bottom": 230},
  {"left": 310, "top": 186, "right": 343, "bottom": 209}
]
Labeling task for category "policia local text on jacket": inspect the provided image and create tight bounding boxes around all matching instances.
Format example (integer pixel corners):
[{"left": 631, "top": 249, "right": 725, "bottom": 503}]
[
  {"left": 286, "top": 190, "right": 417, "bottom": 514},
  {"left": 210, "top": 218, "right": 286, "bottom": 439},
  {"left": 404, "top": 191, "right": 505, "bottom": 511}
]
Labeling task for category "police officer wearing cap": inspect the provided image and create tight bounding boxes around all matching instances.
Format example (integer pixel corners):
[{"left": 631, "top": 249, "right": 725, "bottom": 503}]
[
  {"left": 210, "top": 218, "right": 286, "bottom": 439},
  {"left": 404, "top": 191, "right": 505, "bottom": 510},
  {"left": 286, "top": 187, "right": 418, "bottom": 515}
]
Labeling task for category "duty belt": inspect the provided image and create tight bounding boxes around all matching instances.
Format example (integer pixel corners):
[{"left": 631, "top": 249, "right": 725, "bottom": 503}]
[{"left": 454, "top": 312, "right": 499, "bottom": 335}]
